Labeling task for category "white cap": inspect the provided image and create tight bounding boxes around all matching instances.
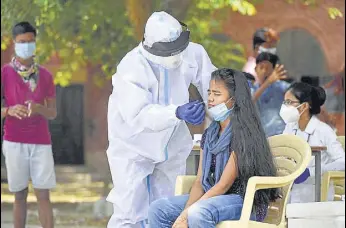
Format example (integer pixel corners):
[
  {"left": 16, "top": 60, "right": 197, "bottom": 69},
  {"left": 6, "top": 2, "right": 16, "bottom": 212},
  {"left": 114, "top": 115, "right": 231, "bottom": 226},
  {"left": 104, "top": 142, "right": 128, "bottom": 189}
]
[{"left": 144, "top": 11, "right": 182, "bottom": 48}]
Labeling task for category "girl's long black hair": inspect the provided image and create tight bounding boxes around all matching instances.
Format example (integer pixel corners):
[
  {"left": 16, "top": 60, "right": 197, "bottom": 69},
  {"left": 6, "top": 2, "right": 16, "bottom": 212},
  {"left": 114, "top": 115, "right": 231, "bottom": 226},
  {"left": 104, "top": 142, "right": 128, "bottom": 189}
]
[{"left": 211, "top": 68, "right": 280, "bottom": 207}]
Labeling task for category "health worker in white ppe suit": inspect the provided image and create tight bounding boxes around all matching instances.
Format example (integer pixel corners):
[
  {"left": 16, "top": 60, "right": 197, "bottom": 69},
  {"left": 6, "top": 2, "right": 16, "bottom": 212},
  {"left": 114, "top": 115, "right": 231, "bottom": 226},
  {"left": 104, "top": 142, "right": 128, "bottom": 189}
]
[{"left": 106, "top": 11, "right": 217, "bottom": 228}]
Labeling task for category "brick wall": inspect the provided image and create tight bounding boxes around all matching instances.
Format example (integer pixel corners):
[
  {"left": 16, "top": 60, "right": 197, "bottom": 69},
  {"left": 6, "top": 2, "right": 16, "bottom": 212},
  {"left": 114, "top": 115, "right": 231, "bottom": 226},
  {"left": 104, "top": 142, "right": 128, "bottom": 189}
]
[
  {"left": 222, "top": 0, "right": 345, "bottom": 74},
  {"left": 222, "top": 0, "right": 345, "bottom": 135}
]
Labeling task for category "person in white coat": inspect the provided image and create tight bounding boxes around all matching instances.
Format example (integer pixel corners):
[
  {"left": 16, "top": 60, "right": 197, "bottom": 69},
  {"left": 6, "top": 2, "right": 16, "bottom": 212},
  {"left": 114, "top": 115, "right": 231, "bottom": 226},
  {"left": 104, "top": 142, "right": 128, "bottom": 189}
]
[
  {"left": 280, "top": 82, "right": 345, "bottom": 203},
  {"left": 106, "top": 11, "right": 217, "bottom": 228}
]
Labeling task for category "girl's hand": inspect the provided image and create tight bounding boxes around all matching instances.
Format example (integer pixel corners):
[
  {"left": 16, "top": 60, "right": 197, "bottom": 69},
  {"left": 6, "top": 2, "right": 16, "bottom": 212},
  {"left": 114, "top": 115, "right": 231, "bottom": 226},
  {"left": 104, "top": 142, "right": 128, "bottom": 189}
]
[{"left": 173, "top": 211, "right": 188, "bottom": 228}]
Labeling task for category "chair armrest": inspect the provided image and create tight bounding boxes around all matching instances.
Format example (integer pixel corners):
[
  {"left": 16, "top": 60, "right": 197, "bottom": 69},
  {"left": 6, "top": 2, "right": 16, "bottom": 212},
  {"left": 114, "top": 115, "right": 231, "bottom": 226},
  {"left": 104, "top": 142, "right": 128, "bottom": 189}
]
[
  {"left": 249, "top": 176, "right": 294, "bottom": 190},
  {"left": 175, "top": 175, "right": 197, "bottom": 196},
  {"left": 324, "top": 171, "right": 345, "bottom": 179},
  {"left": 239, "top": 176, "right": 294, "bottom": 222}
]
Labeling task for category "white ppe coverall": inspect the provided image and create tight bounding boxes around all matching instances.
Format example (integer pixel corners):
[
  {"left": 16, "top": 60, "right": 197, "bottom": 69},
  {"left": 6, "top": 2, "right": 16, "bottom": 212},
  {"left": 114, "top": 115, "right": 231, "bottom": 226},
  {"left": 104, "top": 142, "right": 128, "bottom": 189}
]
[{"left": 106, "top": 12, "right": 216, "bottom": 228}]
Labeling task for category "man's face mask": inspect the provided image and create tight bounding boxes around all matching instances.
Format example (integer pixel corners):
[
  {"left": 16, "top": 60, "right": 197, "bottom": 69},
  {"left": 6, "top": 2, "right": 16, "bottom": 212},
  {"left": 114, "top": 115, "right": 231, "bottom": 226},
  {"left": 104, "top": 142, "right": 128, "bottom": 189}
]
[
  {"left": 15, "top": 42, "right": 36, "bottom": 60},
  {"left": 259, "top": 46, "right": 277, "bottom": 55},
  {"left": 159, "top": 53, "right": 183, "bottom": 69}
]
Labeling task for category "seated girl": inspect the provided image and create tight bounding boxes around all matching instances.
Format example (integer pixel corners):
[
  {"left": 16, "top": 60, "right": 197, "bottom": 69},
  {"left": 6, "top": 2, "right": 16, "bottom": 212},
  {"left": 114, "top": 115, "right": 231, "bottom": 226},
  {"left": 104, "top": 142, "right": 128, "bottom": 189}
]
[
  {"left": 280, "top": 82, "right": 345, "bottom": 203},
  {"left": 149, "top": 68, "right": 280, "bottom": 228}
]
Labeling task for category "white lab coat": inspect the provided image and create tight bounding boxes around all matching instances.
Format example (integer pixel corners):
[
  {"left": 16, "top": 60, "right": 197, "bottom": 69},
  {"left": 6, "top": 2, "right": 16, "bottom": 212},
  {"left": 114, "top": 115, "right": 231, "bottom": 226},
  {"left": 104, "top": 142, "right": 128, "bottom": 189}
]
[
  {"left": 283, "top": 115, "right": 345, "bottom": 203},
  {"left": 106, "top": 42, "right": 216, "bottom": 228}
]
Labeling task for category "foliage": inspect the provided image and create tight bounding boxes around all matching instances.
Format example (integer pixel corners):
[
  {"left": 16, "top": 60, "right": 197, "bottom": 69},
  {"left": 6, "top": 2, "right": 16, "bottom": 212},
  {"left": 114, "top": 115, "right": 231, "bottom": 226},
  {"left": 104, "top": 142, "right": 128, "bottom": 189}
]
[
  {"left": 328, "top": 7, "right": 344, "bottom": 20},
  {"left": 196, "top": 0, "right": 258, "bottom": 16},
  {"left": 1, "top": 0, "right": 137, "bottom": 86},
  {"left": 297, "top": 0, "right": 343, "bottom": 19},
  {"left": 183, "top": 0, "right": 247, "bottom": 69},
  {"left": 198, "top": 0, "right": 343, "bottom": 19},
  {"left": 1, "top": 0, "right": 343, "bottom": 86}
]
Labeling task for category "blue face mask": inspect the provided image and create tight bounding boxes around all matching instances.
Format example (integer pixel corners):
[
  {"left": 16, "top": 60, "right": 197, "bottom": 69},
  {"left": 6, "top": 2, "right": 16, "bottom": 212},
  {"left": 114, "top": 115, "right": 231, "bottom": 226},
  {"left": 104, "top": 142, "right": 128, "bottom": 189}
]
[
  {"left": 15, "top": 42, "right": 36, "bottom": 59},
  {"left": 208, "top": 99, "right": 234, "bottom": 122}
]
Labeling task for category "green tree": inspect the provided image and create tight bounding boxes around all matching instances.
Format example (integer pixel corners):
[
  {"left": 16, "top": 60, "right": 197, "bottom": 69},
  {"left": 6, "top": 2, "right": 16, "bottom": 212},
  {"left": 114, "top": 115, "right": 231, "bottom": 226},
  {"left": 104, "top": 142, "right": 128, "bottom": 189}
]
[
  {"left": 1, "top": 0, "right": 343, "bottom": 86},
  {"left": 194, "top": 0, "right": 343, "bottom": 19},
  {"left": 1, "top": 0, "right": 137, "bottom": 86}
]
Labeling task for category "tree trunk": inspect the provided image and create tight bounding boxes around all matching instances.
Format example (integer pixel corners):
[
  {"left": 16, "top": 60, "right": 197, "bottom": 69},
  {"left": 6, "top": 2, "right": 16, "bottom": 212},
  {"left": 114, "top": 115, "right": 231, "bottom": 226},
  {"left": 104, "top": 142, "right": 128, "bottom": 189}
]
[{"left": 125, "top": 0, "right": 154, "bottom": 40}]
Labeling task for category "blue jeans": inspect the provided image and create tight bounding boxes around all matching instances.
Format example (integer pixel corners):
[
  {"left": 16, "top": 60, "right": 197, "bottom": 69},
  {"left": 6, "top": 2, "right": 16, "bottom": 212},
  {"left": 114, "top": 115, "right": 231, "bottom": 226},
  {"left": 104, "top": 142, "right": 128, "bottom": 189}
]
[{"left": 149, "top": 194, "right": 255, "bottom": 228}]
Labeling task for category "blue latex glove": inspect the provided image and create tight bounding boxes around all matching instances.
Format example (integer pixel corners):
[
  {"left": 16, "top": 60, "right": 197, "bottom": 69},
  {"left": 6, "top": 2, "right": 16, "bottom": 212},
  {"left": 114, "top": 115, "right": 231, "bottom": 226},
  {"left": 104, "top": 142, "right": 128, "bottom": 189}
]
[
  {"left": 176, "top": 100, "right": 206, "bottom": 125},
  {"left": 294, "top": 168, "right": 310, "bottom": 184}
]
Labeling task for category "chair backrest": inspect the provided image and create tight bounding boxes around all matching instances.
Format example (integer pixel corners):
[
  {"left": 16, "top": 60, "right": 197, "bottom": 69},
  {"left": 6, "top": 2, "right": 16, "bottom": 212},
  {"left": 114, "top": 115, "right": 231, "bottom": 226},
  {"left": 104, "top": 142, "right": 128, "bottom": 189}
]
[
  {"left": 337, "top": 136, "right": 345, "bottom": 151},
  {"left": 264, "top": 134, "right": 312, "bottom": 226}
]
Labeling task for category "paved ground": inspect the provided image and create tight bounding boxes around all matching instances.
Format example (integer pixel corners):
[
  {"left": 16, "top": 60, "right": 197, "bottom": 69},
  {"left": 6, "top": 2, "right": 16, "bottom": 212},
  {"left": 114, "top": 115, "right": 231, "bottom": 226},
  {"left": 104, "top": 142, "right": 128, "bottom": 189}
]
[
  {"left": 1, "top": 202, "right": 109, "bottom": 227},
  {"left": 1, "top": 225, "right": 41, "bottom": 228},
  {"left": 1, "top": 181, "right": 111, "bottom": 228}
]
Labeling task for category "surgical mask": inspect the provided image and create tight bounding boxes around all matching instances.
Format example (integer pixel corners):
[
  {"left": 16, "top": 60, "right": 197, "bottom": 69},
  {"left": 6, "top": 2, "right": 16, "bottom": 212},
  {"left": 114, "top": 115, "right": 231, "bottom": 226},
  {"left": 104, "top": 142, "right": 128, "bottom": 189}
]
[
  {"left": 159, "top": 54, "right": 183, "bottom": 69},
  {"left": 259, "top": 46, "right": 277, "bottom": 54},
  {"left": 208, "top": 99, "right": 234, "bottom": 122},
  {"left": 15, "top": 42, "right": 36, "bottom": 59},
  {"left": 279, "top": 104, "right": 304, "bottom": 124}
]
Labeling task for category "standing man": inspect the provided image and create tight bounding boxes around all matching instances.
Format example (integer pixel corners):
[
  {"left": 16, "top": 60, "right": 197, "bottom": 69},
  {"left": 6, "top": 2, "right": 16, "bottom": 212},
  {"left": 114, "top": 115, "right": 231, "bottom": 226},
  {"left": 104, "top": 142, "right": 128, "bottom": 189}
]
[
  {"left": 243, "top": 27, "right": 280, "bottom": 82},
  {"left": 252, "top": 52, "right": 289, "bottom": 137},
  {"left": 1, "top": 22, "right": 57, "bottom": 228},
  {"left": 107, "top": 12, "right": 216, "bottom": 228},
  {"left": 243, "top": 28, "right": 289, "bottom": 137}
]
